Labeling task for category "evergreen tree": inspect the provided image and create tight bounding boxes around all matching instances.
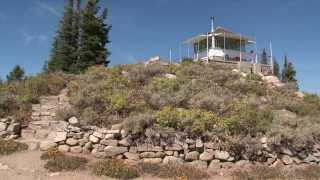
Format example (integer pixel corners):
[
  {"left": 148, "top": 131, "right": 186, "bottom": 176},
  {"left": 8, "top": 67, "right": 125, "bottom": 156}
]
[
  {"left": 281, "top": 55, "right": 297, "bottom": 83},
  {"left": 70, "top": 0, "right": 82, "bottom": 73},
  {"left": 261, "top": 48, "right": 268, "bottom": 64},
  {"left": 273, "top": 58, "right": 280, "bottom": 78},
  {"left": 7, "top": 65, "right": 25, "bottom": 83},
  {"left": 47, "top": 0, "right": 76, "bottom": 73},
  {"left": 78, "top": 0, "right": 111, "bottom": 72}
]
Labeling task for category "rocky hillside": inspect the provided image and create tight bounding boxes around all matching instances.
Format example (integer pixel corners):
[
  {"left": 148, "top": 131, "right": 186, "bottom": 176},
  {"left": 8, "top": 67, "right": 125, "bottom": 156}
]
[{"left": 1, "top": 61, "right": 320, "bottom": 176}]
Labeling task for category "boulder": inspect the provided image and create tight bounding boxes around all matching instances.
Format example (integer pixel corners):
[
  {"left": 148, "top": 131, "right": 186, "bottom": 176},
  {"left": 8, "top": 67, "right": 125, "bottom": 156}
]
[
  {"left": 105, "top": 130, "right": 120, "bottom": 134},
  {"left": 142, "top": 158, "right": 162, "bottom": 164},
  {"left": 207, "top": 159, "right": 221, "bottom": 172},
  {"left": 0, "top": 122, "right": 7, "bottom": 132},
  {"left": 137, "top": 144, "right": 163, "bottom": 152},
  {"left": 7, "top": 123, "right": 21, "bottom": 134},
  {"left": 70, "top": 146, "right": 83, "bottom": 153},
  {"left": 89, "top": 135, "right": 100, "bottom": 143},
  {"left": 53, "top": 132, "right": 67, "bottom": 143},
  {"left": 280, "top": 147, "right": 294, "bottom": 156},
  {"left": 104, "top": 146, "right": 128, "bottom": 157},
  {"left": 68, "top": 117, "right": 79, "bottom": 126},
  {"left": 163, "top": 156, "right": 184, "bottom": 164},
  {"left": 40, "top": 141, "right": 57, "bottom": 151},
  {"left": 204, "top": 142, "right": 218, "bottom": 150},
  {"left": 35, "top": 129, "right": 49, "bottom": 139},
  {"left": 118, "top": 138, "right": 131, "bottom": 147},
  {"left": 185, "top": 139, "right": 195, "bottom": 144},
  {"left": 140, "top": 152, "right": 165, "bottom": 158},
  {"left": 187, "top": 160, "right": 207, "bottom": 170},
  {"left": 92, "top": 149, "right": 107, "bottom": 158},
  {"left": 214, "top": 150, "right": 230, "bottom": 161},
  {"left": 92, "top": 131, "right": 104, "bottom": 139},
  {"left": 100, "top": 139, "right": 118, "bottom": 146},
  {"left": 164, "top": 73, "right": 177, "bottom": 79},
  {"left": 105, "top": 134, "right": 114, "bottom": 140},
  {"left": 185, "top": 151, "right": 199, "bottom": 161},
  {"left": 200, "top": 151, "right": 214, "bottom": 161},
  {"left": 282, "top": 155, "right": 293, "bottom": 165},
  {"left": 304, "top": 155, "right": 320, "bottom": 163},
  {"left": 195, "top": 139, "right": 203, "bottom": 148},
  {"left": 66, "top": 138, "right": 78, "bottom": 146},
  {"left": 165, "top": 144, "right": 183, "bottom": 151},
  {"left": 58, "top": 145, "right": 70, "bottom": 152},
  {"left": 124, "top": 152, "right": 140, "bottom": 161}
]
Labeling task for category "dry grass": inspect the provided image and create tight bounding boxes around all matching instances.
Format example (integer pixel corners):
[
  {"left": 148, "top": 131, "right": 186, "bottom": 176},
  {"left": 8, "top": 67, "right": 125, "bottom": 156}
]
[
  {"left": 41, "top": 149, "right": 88, "bottom": 172},
  {"left": 136, "top": 162, "right": 208, "bottom": 180},
  {"left": 91, "top": 159, "right": 139, "bottom": 179},
  {"left": 0, "top": 139, "right": 28, "bottom": 155}
]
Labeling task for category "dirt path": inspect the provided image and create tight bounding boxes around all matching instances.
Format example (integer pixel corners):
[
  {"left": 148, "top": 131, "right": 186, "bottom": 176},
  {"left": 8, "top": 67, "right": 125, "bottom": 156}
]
[{"left": 0, "top": 150, "right": 232, "bottom": 180}]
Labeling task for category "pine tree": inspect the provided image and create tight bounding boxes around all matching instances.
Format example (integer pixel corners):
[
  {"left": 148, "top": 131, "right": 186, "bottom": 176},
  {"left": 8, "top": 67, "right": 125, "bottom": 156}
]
[
  {"left": 48, "top": 0, "right": 76, "bottom": 73},
  {"left": 78, "top": 0, "right": 111, "bottom": 72},
  {"left": 273, "top": 57, "right": 280, "bottom": 78},
  {"left": 281, "top": 55, "right": 297, "bottom": 83},
  {"left": 261, "top": 48, "right": 268, "bottom": 64},
  {"left": 7, "top": 65, "right": 25, "bottom": 83}
]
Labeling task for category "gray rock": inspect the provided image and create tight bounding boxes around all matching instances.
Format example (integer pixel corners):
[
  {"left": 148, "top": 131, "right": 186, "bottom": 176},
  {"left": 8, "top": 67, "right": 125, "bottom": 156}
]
[
  {"left": 124, "top": 152, "right": 140, "bottom": 161},
  {"left": 195, "top": 139, "right": 203, "bottom": 148},
  {"left": 35, "top": 129, "right": 49, "bottom": 139},
  {"left": 235, "top": 160, "right": 250, "bottom": 167},
  {"left": 200, "top": 151, "right": 214, "bottom": 161},
  {"left": 40, "top": 141, "right": 57, "bottom": 151},
  {"left": 204, "top": 142, "right": 218, "bottom": 150},
  {"left": 0, "top": 122, "right": 8, "bottom": 131},
  {"left": 185, "top": 151, "right": 199, "bottom": 161},
  {"left": 105, "top": 130, "right": 120, "bottom": 134},
  {"left": 185, "top": 138, "right": 195, "bottom": 144},
  {"left": 260, "top": 137, "right": 268, "bottom": 144},
  {"left": 208, "top": 159, "right": 221, "bottom": 172},
  {"left": 163, "top": 156, "right": 184, "bottom": 164},
  {"left": 7, "top": 123, "right": 21, "bottom": 134},
  {"left": 54, "top": 132, "right": 67, "bottom": 143},
  {"left": 66, "top": 138, "right": 78, "bottom": 146},
  {"left": 118, "top": 138, "right": 131, "bottom": 147},
  {"left": 165, "top": 144, "right": 183, "bottom": 151},
  {"left": 214, "top": 150, "right": 230, "bottom": 161},
  {"left": 104, "top": 146, "right": 128, "bottom": 157},
  {"left": 89, "top": 135, "right": 100, "bottom": 143},
  {"left": 69, "top": 126, "right": 81, "bottom": 133},
  {"left": 282, "top": 155, "right": 293, "bottom": 165},
  {"left": 280, "top": 147, "right": 294, "bottom": 156},
  {"left": 304, "top": 155, "right": 320, "bottom": 163},
  {"left": 142, "top": 158, "right": 162, "bottom": 164},
  {"left": 111, "top": 124, "right": 122, "bottom": 130},
  {"left": 187, "top": 160, "right": 207, "bottom": 170},
  {"left": 165, "top": 151, "right": 174, "bottom": 156},
  {"left": 93, "top": 131, "right": 104, "bottom": 139},
  {"left": 58, "top": 145, "right": 70, "bottom": 152},
  {"left": 100, "top": 139, "right": 118, "bottom": 146},
  {"left": 92, "top": 149, "right": 107, "bottom": 158},
  {"left": 21, "top": 129, "right": 36, "bottom": 139},
  {"left": 70, "top": 146, "right": 83, "bottom": 153},
  {"left": 137, "top": 144, "right": 163, "bottom": 152},
  {"left": 68, "top": 117, "right": 79, "bottom": 126},
  {"left": 105, "top": 134, "right": 114, "bottom": 140},
  {"left": 140, "top": 152, "right": 165, "bottom": 158}
]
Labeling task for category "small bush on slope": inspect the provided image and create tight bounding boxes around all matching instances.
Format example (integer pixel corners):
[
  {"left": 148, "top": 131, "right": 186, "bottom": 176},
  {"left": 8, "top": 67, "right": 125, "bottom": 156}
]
[
  {"left": 0, "top": 140, "right": 28, "bottom": 155},
  {"left": 91, "top": 159, "right": 139, "bottom": 179},
  {"left": 41, "top": 149, "right": 88, "bottom": 172}
]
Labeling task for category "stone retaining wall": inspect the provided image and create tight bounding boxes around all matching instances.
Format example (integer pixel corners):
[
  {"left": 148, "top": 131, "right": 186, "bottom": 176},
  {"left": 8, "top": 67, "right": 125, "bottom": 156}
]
[{"left": 34, "top": 116, "right": 320, "bottom": 171}]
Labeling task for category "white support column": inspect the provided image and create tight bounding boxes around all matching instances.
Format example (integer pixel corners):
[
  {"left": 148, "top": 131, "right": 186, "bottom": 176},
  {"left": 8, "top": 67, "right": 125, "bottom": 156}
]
[
  {"left": 224, "top": 32, "right": 226, "bottom": 61},
  {"left": 169, "top": 48, "right": 172, "bottom": 64},
  {"left": 207, "top": 33, "right": 209, "bottom": 63},
  {"left": 179, "top": 43, "right": 182, "bottom": 63}
]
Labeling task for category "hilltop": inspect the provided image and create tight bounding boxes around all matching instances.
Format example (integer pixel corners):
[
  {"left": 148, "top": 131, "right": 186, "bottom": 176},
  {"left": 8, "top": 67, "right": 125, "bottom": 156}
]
[{"left": 1, "top": 61, "right": 320, "bottom": 179}]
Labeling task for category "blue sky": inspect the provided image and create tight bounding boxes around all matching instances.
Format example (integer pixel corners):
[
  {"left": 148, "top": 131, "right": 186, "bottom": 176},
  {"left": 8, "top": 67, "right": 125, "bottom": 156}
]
[{"left": 0, "top": 0, "right": 320, "bottom": 93}]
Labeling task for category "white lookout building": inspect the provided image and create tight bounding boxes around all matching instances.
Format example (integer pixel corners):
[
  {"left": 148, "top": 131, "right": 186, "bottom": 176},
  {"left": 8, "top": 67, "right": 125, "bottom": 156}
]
[{"left": 183, "top": 18, "right": 273, "bottom": 75}]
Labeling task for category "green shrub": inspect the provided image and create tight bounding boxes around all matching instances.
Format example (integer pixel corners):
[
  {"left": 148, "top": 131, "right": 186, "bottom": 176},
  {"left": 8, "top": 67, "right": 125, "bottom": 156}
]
[
  {"left": 225, "top": 101, "right": 273, "bottom": 135},
  {"left": 155, "top": 106, "right": 223, "bottom": 134},
  {"left": 150, "top": 77, "right": 179, "bottom": 93},
  {"left": 41, "top": 149, "right": 87, "bottom": 172},
  {"left": 91, "top": 159, "right": 139, "bottom": 179},
  {"left": 246, "top": 73, "right": 262, "bottom": 81},
  {"left": 0, "top": 140, "right": 28, "bottom": 155},
  {"left": 123, "top": 113, "right": 155, "bottom": 136},
  {"left": 157, "top": 163, "right": 208, "bottom": 180}
]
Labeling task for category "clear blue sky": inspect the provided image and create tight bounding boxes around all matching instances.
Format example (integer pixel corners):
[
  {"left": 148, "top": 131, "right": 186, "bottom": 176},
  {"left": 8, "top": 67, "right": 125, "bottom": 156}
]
[{"left": 0, "top": 0, "right": 319, "bottom": 93}]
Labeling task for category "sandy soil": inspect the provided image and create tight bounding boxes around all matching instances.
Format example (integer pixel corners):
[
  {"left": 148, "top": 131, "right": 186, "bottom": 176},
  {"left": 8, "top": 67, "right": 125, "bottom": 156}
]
[{"left": 0, "top": 151, "right": 232, "bottom": 180}]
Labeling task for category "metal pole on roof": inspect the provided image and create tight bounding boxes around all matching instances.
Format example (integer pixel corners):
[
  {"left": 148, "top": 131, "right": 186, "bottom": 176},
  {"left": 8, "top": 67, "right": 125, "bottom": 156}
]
[
  {"left": 187, "top": 46, "right": 190, "bottom": 59},
  {"left": 239, "top": 34, "right": 242, "bottom": 71},
  {"left": 169, "top": 48, "right": 172, "bottom": 64},
  {"left": 207, "top": 33, "right": 209, "bottom": 63},
  {"left": 211, "top": 17, "right": 215, "bottom": 49}
]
